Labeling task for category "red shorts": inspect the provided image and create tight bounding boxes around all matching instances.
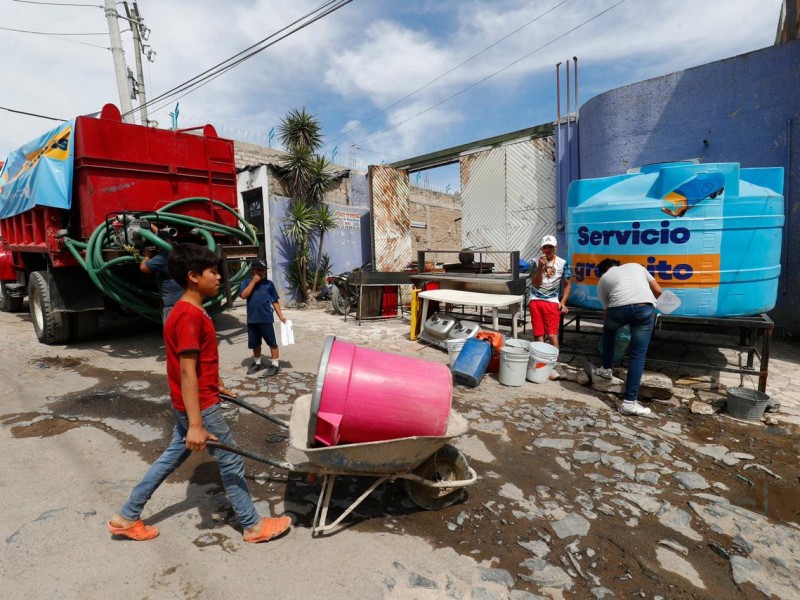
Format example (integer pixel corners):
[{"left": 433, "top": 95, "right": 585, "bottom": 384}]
[{"left": 529, "top": 300, "right": 560, "bottom": 337}]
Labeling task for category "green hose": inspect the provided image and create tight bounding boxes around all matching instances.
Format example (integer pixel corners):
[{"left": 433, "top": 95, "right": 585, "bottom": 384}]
[{"left": 63, "top": 198, "right": 258, "bottom": 323}]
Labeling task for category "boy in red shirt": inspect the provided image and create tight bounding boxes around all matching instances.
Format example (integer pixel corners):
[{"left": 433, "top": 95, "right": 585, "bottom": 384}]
[{"left": 108, "top": 244, "right": 291, "bottom": 543}]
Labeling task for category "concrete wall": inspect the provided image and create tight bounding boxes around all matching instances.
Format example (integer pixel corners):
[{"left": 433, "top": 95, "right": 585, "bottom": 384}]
[{"left": 577, "top": 39, "right": 800, "bottom": 335}]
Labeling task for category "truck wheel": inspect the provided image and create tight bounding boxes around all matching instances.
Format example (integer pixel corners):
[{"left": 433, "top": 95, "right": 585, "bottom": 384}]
[
  {"left": 28, "top": 271, "right": 70, "bottom": 344},
  {"left": 70, "top": 312, "right": 99, "bottom": 342},
  {"left": 0, "top": 282, "right": 23, "bottom": 312},
  {"left": 330, "top": 285, "right": 348, "bottom": 315}
]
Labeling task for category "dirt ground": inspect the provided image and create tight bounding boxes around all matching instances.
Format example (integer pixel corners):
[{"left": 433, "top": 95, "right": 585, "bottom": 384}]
[{"left": 1, "top": 303, "right": 799, "bottom": 599}]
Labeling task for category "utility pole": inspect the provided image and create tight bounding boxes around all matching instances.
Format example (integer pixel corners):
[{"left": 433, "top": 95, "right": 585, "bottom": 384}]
[
  {"left": 124, "top": 1, "right": 149, "bottom": 125},
  {"left": 103, "top": 0, "right": 134, "bottom": 122}
]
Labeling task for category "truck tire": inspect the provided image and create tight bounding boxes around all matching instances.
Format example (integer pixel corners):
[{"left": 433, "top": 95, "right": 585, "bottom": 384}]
[
  {"left": 0, "top": 282, "right": 23, "bottom": 312},
  {"left": 69, "top": 312, "right": 99, "bottom": 342},
  {"left": 28, "top": 271, "right": 70, "bottom": 344}
]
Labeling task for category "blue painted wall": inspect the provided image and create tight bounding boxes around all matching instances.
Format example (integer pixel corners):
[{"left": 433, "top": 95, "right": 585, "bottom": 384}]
[
  {"left": 576, "top": 39, "right": 800, "bottom": 335},
  {"left": 268, "top": 195, "right": 371, "bottom": 305}
]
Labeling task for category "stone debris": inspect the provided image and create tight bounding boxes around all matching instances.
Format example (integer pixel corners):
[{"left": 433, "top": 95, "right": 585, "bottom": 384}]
[
  {"left": 672, "top": 471, "right": 710, "bottom": 490},
  {"left": 742, "top": 463, "right": 782, "bottom": 479}
]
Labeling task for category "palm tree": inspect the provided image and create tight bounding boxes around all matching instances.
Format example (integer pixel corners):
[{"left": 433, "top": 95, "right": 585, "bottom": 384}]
[{"left": 278, "top": 107, "right": 337, "bottom": 301}]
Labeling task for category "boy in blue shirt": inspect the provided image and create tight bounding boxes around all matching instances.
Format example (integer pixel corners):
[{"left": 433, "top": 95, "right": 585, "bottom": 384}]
[{"left": 240, "top": 260, "right": 286, "bottom": 376}]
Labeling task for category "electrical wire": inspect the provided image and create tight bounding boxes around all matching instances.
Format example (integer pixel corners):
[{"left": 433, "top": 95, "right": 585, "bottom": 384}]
[
  {"left": 143, "top": 0, "right": 352, "bottom": 118},
  {"left": 11, "top": 0, "right": 101, "bottom": 6},
  {"left": 0, "top": 25, "right": 105, "bottom": 35},
  {"left": 0, "top": 105, "right": 67, "bottom": 121},
  {"left": 127, "top": 0, "right": 353, "bottom": 119},
  {"left": 322, "top": 0, "right": 571, "bottom": 149},
  {"left": 355, "top": 0, "right": 627, "bottom": 148}
]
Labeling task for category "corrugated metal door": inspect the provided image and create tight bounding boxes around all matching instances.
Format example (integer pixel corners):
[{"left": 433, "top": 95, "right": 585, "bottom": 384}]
[
  {"left": 369, "top": 165, "right": 412, "bottom": 271},
  {"left": 461, "top": 148, "right": 507, "bottom": 265},
  {"left": 507, "top": 137, "right": 556, "bottom": 266},
  {"left": 460, "top": 137, "right": 555, "bottom": 270}
]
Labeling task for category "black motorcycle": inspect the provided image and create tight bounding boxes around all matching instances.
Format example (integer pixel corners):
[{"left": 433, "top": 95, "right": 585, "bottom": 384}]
[{"left": 327, "top": 261, "right": 370, "bottom": 316}]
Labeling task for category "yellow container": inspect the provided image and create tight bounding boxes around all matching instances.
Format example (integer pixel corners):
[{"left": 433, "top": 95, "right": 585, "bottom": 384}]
[{"left": 409, "top": 288, "right": 420, "bottom": 340}]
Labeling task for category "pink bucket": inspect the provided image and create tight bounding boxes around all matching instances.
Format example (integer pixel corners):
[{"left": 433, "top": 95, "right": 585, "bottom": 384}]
[{"left": 309, "top": 336, "right": 453, "bottom": 446}]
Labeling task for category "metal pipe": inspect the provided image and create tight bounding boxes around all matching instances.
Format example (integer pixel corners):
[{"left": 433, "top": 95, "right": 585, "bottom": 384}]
[
  {"left": 220, "top": 392, "right": 290, "bottom": 429},
  {"left": 566, "top": 59, "right": 571, "bottom": 137},
  {"left": 573, "top": 56, "right": 579, "bottom": 120},
  {"left": 782, "top": 117, "right": 793, "bottom": 294},
  {"left": 555, "top": 62, "right": 562, "bottom": 125}
]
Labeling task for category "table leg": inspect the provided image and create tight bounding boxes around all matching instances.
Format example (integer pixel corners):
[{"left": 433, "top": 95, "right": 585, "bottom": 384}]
[
  {"left": 511, "top": 304, "right": 519, "bottom": 338},
  {"left": 421, "top": 298, "right": 430, "bottom": 335},
  {"left": 492, "top": 308, "right": 499, "bottom": 332}
]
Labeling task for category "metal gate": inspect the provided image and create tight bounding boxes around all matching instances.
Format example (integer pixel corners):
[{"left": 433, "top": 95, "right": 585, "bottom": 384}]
[
  {"left": 369, "top": 165, "right": 412, "bottom": 271},
  {"left": 460, "top": 137, "right": 556, "bottom": 270}
]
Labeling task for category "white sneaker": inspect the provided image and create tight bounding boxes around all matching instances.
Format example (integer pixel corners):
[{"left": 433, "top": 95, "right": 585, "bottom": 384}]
[
  {"left": 594, "top": 367, "right": 614, "bottom": 380},
  {"left": 620, "top": 402, "right": 651, "bottom": 416}
]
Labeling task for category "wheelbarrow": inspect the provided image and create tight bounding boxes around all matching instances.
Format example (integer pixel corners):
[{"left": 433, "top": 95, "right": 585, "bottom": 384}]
[{"left": 208, "top": 393, "right": 478, "bottom": 536}]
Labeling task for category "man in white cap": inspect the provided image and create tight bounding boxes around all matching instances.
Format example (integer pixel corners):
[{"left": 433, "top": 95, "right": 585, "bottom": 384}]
[{"left": 529, "top": 235, "right": 571, "bottom": 348}]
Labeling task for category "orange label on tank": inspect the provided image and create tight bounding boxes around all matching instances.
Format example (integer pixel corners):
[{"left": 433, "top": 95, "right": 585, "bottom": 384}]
[{"left": 571, "top": 254, "right": 721, "bottom": 287}]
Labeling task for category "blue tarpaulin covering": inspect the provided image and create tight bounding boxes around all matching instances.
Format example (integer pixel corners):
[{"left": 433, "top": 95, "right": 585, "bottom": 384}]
[{"left": 0, "top": 120, "right": 75, "bottom": 219}]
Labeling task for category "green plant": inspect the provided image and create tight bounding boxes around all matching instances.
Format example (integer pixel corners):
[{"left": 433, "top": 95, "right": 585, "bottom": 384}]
[{"left": 277, "top": 107, "right": 338, "bottom": 302}]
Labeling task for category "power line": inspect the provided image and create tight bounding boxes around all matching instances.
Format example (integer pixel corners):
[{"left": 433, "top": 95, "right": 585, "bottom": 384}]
[
  {"left": 356, "top": 0, "right": 627, "bottom": 148},
  {"left": 0, "top": 105, "right": 67, "bottom": 122},
  {"left": 12, "top": 0, "right": 101, "bottom": 6},
  {"left": 322, "top": 0, "right": 571, "bottom": 149},
  {"left": 0, "top": 25, "right": 105, "bottom": 35},
  {"left": 129, "top": 0, "right": 353, "bottom": 119}
]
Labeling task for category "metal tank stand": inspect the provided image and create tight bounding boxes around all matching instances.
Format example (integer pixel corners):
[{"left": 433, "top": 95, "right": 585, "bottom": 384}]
[{"left": 559, "top": 309, "right": 773, "bottom": 392}]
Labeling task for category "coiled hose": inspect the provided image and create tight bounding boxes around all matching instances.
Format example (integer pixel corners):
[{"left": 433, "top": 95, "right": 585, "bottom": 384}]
[{"left": 62, "top": 198, "right": 257, "bottom": 323}]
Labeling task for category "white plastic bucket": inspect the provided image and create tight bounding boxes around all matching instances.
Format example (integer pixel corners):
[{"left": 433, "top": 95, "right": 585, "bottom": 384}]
[
  {"left": 499, "top": 346, "right": 529, "bottom": 386},
  {"left": 446, "top": 338, "right": 467, "bottom": 366},
  {"left": 526, "top": 342, "right": 559, "bottom": 384},
  {"left": 504, "top": 338, "right": 531, "bottom": 352}
]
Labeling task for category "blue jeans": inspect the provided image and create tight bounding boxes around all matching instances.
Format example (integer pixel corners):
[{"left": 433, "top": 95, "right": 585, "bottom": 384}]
[
  {"left": 602, "top": 304, "right": 656, "bottom": 403},
  {"left": 119, "top": 404, "right": 260, "bottom": 530}
]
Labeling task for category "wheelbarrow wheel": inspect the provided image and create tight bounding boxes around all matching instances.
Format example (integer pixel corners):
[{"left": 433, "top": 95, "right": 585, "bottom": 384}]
[{"left": 403, "top": 444, "right": 469, "bottom": 510}]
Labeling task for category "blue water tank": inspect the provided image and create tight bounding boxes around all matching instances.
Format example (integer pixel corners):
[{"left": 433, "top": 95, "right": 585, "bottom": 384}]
[{"left": 566, "top": 162, "right": 784, "bottom": 317}]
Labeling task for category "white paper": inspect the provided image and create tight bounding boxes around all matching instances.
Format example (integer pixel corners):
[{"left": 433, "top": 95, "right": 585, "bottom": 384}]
[{"left": 280, "top": 319, "right": 295, "bottom": 346}]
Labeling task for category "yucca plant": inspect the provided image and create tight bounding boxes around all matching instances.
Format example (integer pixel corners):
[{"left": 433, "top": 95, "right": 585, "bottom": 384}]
[{"left": 278, "top": 107, "right": 337, "bottom": 302}]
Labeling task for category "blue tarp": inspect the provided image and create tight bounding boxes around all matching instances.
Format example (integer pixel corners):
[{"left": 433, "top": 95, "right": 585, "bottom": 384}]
[{"left": 0, "top": 120, "right": 75, "bottom": 219}]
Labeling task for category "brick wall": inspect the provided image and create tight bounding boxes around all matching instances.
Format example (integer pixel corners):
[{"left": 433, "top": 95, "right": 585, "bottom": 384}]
[{"left": 409, "top": 186, "right": 462, "bottom": 256}]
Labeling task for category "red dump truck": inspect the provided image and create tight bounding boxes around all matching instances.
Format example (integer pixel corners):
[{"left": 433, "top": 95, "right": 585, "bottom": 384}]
[{"left": 0, "top": 104, "right": 256, "bottom": 344}]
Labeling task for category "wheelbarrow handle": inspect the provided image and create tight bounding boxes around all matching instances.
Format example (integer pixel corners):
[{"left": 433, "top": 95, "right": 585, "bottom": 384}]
[
  {"left": 206, "top": 440, "right": 294, "bottom": 471},
  {"left": 220, "top": 393, "right": 289, "bottom": 429}
]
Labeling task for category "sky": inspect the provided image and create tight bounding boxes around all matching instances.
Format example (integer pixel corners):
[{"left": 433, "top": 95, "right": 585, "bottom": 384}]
[{"left": 0, "top": 0, "right": 784, "bottom": 192}]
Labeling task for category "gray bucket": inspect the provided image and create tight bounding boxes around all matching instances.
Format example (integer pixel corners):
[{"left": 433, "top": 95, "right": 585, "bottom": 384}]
[
  {"left": 726, "top": 386, "right": 770, "bottom": 422},
  {"left": 499, "top": 346, "right": 529, "bottom": 387}
]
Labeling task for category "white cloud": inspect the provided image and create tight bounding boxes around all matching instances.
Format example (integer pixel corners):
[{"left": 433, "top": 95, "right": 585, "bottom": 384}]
[{"left": 0, "top": 0, "right": 784, "bottom": 168}]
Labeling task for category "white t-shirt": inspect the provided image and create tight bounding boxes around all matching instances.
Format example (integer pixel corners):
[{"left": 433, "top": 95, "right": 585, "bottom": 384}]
[
  {"left": 529, "top": 256, "right": 571, "bottom": 304},
  {"left": 597, "top": 263, "right": 657, "bottom": 309}
]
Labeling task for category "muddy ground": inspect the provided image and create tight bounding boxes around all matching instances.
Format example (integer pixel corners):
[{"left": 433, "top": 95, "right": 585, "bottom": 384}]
[{"left": 1, "top": 304, "right": 799, "bottom": 599}]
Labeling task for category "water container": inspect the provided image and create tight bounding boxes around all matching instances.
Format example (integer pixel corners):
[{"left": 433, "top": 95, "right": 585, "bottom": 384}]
[
  {"left": 452, "top": 337, "right": 492, "bottom": 388},
  {"left": 446, "top": 338, "right": 467, "bottom": 366},
  {"left": 566, "top": 162, "right": 784, "bottom": 316},
  {"left": 499, "top": 346, "right": 529, "bottom": 386},
  {"left": 310, "top": 336, "right": 452, "bottom": 446},
  {"left": 475, "top": 330, "right": 505, "bottom": 373},
  {"left": 527, "top": 342, "right": 559, "bottom": 383}
]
